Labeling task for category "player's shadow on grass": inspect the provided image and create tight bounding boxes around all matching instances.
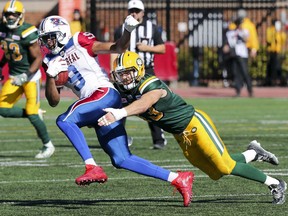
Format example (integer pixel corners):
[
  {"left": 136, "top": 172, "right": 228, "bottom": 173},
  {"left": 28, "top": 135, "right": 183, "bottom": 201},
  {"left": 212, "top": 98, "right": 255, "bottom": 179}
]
[
  {"left": 1, "top": 199, "right": 185, "bottom": 208},
  {"left": 0, "top": 198, "right": 269, "bottom": 208}
]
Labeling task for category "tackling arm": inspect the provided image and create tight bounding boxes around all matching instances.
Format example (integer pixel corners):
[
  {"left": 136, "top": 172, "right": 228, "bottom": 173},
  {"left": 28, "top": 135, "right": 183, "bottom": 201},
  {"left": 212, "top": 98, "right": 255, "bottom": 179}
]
[{"left": 98, "top": 89, "right": 165, "bottom": 126}]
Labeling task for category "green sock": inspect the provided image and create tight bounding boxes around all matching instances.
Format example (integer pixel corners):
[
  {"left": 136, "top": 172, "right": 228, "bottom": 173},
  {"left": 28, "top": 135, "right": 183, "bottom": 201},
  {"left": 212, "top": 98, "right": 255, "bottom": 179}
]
[
  {"left": 0, "top": 107, "right": 26, "bottom": 118},
  {"left": 231, "top": 162, "right": 266, "bottom": 183},
  {"left": 231, "top": 153, "right": 246, "bottom": 163},
  {"left": 27, "top": 114, "right": 50, "bottom": 144}
]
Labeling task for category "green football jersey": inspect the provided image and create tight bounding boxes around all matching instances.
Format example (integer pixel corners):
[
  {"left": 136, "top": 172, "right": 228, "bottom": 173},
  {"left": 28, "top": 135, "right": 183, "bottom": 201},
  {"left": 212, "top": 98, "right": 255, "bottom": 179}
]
[
  {"left": 116, "top": 74, "right": 195, "bottom": 134},
  {"left": 0, "top": 22, "right": 38, "bottom": 76}
]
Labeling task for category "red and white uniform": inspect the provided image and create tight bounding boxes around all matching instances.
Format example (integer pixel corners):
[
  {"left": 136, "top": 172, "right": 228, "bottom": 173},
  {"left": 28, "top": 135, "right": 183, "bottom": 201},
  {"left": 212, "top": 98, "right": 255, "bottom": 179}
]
[{"left": 43, "top": 32, "right": 114, "bottom": 98}]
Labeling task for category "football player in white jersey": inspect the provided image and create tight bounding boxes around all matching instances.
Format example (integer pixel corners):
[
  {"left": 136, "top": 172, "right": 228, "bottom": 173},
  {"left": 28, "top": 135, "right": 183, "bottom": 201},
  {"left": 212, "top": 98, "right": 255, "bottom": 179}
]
[{"left": 38, "top": 15, "right": 194, "bottom": 207}]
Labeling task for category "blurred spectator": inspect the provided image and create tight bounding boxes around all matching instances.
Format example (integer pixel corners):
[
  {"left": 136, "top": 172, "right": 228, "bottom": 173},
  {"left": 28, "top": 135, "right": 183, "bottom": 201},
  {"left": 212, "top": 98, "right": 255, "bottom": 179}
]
[
  {"left": 265, "top": 19, "right": 287, "bottom": 86},
  {"left": 70, "top": 9, "right": 86, "bottom": 35},
  {"left": 223, "top": 18, "right": 253, "bottom": 97},
  {"left": 230, "top": 9, "right": 259, "bottom": 59},
  {"left": 95, "top": 20, "right": 110, "bottom": 42}
]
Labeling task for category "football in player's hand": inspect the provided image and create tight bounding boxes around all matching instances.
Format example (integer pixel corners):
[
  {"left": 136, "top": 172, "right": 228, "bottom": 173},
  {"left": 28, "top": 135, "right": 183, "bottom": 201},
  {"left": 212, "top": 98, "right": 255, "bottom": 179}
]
[{"left": 55, "top": 71, "right": 69, "bottom": 87}]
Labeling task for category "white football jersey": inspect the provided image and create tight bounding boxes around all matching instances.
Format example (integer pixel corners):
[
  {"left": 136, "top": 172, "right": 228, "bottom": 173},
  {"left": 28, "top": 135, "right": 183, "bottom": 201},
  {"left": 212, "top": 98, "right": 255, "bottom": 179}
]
[{"left": 44, "top": 32, "right": 114, "bottom": 98}]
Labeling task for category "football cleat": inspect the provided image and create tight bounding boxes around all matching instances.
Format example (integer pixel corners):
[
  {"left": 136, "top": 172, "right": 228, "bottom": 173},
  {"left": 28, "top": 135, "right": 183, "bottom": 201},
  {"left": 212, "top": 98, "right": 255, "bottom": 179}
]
[
  {"left": 35, "top": 144, "right": 55, "bottom": 159},
  {"left": 247, "top": 140, "right": 279, "bottom": 165},
  {"left": 75, "top": 165, "right": 108, "bottom": 186},
  {"left": 153, "top": 143, "right": 166, "bottom": 150},
  {"left": 269, "top": 179, "right": 287, "bottom": 204},
  {"left": 171, "top": 171, "right": 194, "bottom": 207}
]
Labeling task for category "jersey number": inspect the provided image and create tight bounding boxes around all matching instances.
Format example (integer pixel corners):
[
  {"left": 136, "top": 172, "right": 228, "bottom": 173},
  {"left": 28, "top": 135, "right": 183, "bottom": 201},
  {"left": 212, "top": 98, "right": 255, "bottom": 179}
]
[
  {"left": 68, "top": 65, "right": 85, "bottom": 91},
  {"left": 147, "top": 107, "right": 163, "bottom": 121},
  {"left": 1, "top": 41, "right": 22, "bottom": 61}
]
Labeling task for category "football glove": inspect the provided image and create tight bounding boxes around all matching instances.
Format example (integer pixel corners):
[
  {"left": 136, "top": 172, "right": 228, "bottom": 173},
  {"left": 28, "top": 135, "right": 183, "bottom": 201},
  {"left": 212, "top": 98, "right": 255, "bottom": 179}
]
[
  {"left": 11, "top": 72, "right": 29, "bottom": 86},
  {"left": 46, "top": 56, "right": 68, "bottom": 78},
  {"left": 98, "top": 108, "right": 128, "bottom": 126},
  {"left": 124, "top": 15, "right": 139, "bottom": 32}
]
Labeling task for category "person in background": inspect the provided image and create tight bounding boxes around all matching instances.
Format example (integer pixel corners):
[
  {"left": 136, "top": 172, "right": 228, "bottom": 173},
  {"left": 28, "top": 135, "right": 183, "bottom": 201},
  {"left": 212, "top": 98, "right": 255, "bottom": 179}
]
[
  {"left": 265, "top": 19, "right": 287, "bottom": 86},
  {"left": 70, "top": 9, "right": 86, "bottom": 36},
  {"left": 111, "top": 0, "right": 167, "bottom": 149},
  {"left": 230, "top": 9, "right": 259, "bottom": 59},
  {"left": 99, "top": 51, "right": 287, "bottom": 205},
  {"left": 223, "top": 18, "right": 253, "bottom": 97},
  {"left": 95, "top": 19, "right": 110, "bottom": 42},
  {"left": 38, "top": 15, "right": 194, "bottom": 207},
  {"left": 0, "top": 0, "right": 55, "bottom": 158}
]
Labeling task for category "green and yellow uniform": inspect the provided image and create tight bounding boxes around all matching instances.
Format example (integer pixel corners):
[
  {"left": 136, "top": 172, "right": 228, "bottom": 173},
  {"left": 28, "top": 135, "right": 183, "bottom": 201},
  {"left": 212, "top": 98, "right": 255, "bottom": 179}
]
[
  {"left": 0, "top": 22, "right": 41, "bottom": 114},
  {"left": 116, "top": 74, "right": 237, "bottom": 180},
  {"left": 0, "top": 21, "right": 50, "bottom": 145}
]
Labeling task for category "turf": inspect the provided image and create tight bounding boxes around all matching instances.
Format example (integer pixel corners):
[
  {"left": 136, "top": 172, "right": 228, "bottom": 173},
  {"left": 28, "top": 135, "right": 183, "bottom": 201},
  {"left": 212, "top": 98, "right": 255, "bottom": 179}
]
[{"left": 0, "top": 97, "right": 287, "bottom": 216}]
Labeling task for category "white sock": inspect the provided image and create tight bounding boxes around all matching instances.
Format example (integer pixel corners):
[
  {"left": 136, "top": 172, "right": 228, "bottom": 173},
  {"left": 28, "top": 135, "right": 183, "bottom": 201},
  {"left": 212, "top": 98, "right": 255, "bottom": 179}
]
[
  {"left": 265, "top": 176, "right": 280, "bottom": 186},
  {"left": 167, "top": 172, "right": 179, "bottom": 182},
  {"left": 242, "top": 149, "right": 257, "bottom": 163},
  {"left": 44, "top": 141, "right": 54, "bottom": 148},
  {"left": 85, "top": 158, "right": 97, "bottom": 166}
]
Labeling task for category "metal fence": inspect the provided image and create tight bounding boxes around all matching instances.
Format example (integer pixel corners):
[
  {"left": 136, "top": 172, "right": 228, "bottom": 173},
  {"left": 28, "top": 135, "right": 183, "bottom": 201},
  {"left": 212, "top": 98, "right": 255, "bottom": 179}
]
[{"left": 86, "top": 0, "right": 288, "bottom": 86}]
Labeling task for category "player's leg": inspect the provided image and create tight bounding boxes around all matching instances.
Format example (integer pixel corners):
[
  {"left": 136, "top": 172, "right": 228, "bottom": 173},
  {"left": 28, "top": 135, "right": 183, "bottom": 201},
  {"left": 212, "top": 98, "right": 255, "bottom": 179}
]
[
  {"left": 0, "top": 78, "right": 25, "bottom": 117},
  {"left": 148, "top": 122, "right": 167, "bottom": 149},
  {"left": 185, "top": 109, "right": 286, "bottom": 204},
  {"left": 96, "top": 120, "right": 194, "bottom": 207},
  {"left": 24, "top": 80, "right": 55, "bottom": 158}
]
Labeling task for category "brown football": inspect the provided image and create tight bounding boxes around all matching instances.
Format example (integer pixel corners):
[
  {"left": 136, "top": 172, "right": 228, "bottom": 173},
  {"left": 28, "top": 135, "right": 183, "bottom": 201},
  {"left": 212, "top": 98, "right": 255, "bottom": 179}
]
[{"left": 55, "top": 71, "right": 69, "bottom": 87}]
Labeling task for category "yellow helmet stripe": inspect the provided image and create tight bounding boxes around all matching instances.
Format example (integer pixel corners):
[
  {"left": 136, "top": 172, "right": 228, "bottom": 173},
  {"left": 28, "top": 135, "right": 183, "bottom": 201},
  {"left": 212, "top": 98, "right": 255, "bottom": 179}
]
[{"left": 7, "top": 0, "right": 16, "bottom": 11}]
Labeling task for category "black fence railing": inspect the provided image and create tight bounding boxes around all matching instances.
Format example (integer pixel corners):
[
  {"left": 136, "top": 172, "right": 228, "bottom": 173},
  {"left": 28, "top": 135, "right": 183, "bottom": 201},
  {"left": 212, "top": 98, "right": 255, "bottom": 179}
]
[{"left": 86, "top": 0, "right": 288, "bottom": 86}]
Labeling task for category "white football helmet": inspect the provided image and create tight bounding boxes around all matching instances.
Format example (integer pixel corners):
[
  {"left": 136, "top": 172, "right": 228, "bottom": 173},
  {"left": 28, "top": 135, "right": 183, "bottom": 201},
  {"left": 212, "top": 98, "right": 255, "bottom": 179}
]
[{"left": 38, "top": 15, "right": 71, "bottom": 55}]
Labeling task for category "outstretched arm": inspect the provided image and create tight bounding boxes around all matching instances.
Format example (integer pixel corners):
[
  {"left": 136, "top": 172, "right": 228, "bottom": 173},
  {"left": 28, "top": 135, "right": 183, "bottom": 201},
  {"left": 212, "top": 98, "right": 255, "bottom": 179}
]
[
  {"left": 91, "top": 15, "right": 139, "bottom": 54},
  {"left": 98, "top": 89, "right": 166, "bottom": 126}
]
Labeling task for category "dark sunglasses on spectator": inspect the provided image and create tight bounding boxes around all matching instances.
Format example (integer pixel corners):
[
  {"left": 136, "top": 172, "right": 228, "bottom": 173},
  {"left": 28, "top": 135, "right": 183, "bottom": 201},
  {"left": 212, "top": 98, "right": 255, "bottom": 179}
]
[{"left": 128, "top": 8, "right": 142, "bottom": 14}]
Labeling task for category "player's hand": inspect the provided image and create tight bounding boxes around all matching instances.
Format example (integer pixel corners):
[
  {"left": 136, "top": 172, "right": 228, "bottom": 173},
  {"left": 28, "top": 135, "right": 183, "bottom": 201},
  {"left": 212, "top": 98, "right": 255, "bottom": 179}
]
[
  {"left": 124, "top": 15, "right": 139, "bottom": 32},
  {"left": 98, "top": 108, "right": 127, "bottom": 126},
  {"left": 11, "top": 73, "right": 28, "bottom": 86},
  {"left": 46, "top": 56, "right": 68, "bottom": 78}
]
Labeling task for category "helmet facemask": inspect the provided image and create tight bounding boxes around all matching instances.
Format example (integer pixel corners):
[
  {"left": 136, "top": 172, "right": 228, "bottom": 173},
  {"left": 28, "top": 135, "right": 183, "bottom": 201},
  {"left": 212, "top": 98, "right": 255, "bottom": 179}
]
[
  {"left": 112, "top": 67, "right": 139, "bottom": 90},
  {"left": 38, "top": 31, "right": 66, "bottom": 55}
]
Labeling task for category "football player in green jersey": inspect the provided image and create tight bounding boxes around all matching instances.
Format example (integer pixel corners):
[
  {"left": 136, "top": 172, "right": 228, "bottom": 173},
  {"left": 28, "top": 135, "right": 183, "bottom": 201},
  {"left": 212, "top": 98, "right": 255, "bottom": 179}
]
[
  {"left": 0, "top": 0, "right": 54, "bottom": 158},
  {"left": 98, "top": 51, "right": 287, "bottom": 204}
]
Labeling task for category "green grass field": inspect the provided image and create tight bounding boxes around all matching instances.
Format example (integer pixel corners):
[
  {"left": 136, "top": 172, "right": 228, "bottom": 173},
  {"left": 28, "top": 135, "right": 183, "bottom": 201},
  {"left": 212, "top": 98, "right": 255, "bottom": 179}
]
[{"left": 0, "top": 97, "right": 287, "bottom": 216}]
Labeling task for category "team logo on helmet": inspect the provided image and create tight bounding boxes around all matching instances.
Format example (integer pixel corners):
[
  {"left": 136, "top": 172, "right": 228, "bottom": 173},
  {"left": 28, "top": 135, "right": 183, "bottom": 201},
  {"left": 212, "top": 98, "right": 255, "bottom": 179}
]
[
  {"left": 50, "top": 17, "right": 67, "bottom": 27},
  {"left": 136, "top": 58, "right": 143, "bottom": 67}
]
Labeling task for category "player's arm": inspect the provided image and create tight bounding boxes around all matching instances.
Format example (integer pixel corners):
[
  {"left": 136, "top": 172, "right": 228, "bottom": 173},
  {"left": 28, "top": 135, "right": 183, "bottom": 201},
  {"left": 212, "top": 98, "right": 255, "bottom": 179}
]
[
  {"left": 27, "top": 42, "right": 43, "bottom": 74},
  {"left": 98, "top": 89, "right": 167, "bottom": 126},
  {"left": 91, "top": 15, "right": 139, "bottom": 54},
  {"left": 45, "top": 75, "right": 61, "bottom": 107}
]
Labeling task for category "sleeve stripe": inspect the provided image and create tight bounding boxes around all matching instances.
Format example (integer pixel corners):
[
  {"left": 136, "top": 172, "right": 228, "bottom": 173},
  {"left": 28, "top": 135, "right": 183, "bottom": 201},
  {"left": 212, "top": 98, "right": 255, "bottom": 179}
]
[
  {"left": 139, "top": 76, "right": 158, "bottom": 94},
  {"left": 22, "top": 26, "right": 37, "bottom": 38}
]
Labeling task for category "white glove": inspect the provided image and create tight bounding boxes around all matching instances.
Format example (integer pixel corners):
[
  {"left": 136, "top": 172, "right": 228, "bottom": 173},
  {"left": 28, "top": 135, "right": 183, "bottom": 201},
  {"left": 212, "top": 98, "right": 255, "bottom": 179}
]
[
  {"left": 46, "top": 56, "right": 68, "bottom": 78},
  {"left": 11, "top": 73, "right": 28, "bottom": 86},
  {"left": 98, "top": 108, "right": 128, "bottom": 126},
  {"left": 124, "top": 15, "right": 139, "bottom": 32}
]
